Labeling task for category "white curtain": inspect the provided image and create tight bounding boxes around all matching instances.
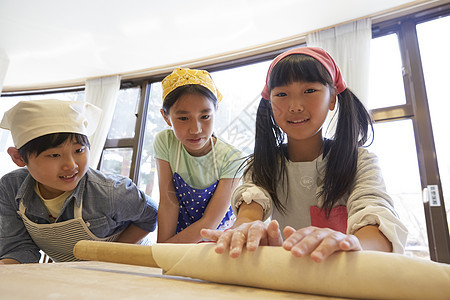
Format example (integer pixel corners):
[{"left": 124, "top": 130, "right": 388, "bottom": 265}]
[
  {"left": 306, "top": 19, "right": 372, "bottom": 105},
  {"left": 0, "top": 48, "right": 9, "bottom": 95},
  {"left": 85, "top": 75, "right": 121, "bottom": 168}
]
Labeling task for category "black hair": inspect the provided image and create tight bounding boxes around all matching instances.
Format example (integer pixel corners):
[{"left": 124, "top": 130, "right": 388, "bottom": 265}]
[
  {"left": 18, "top": 133, "right": 90, "bottom": 163},
  {"left": 244, "top": 54, "right": 373, "bottom": 215},
  {"left": 162, "top": 84, "right": 218, "bottom": 115}
]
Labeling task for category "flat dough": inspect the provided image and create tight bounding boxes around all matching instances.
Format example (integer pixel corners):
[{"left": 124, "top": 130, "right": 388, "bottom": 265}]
[{"left": 152, "top": 243, "right": 450, "bottom": 299}]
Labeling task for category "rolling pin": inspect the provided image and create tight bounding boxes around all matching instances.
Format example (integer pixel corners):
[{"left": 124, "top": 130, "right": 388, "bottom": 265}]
[
  {"left": 73, "top": 240, "right": 450, "bottom": 300},
  {"left": 73, "top": 240, "right": 159, "bottom": 268}
]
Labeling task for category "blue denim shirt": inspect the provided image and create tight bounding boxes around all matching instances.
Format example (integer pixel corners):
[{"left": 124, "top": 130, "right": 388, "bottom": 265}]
[{"left": 0, "top": 168, "right": 158, "bottom": 263}]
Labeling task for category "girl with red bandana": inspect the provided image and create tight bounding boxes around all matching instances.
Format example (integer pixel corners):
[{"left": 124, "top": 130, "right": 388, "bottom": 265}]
[{"left": 201, "top": 47, "right": 407, "bottom": 262}]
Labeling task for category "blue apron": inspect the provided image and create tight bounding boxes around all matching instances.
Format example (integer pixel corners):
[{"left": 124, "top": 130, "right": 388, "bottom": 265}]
[{"left": 174, "top": 138, "right": 235, "bottom": 233}]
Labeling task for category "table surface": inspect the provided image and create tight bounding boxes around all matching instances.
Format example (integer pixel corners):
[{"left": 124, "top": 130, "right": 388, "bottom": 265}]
[{"left": 0, "top": 261, "right": 348, "bottom": 299}]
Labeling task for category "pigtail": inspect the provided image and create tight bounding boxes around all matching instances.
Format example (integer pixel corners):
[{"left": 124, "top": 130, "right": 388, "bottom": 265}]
[
  {"left": 244, "top": 98, "right": 287, "bottom": 213},
  {"left": 320, "top": 89, "right": 374, "bottom": 213}
]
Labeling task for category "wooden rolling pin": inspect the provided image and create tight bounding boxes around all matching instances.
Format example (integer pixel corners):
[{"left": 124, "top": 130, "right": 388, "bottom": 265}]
[{"left": 74, "top": 240, "right": 159, "bottom": 268}]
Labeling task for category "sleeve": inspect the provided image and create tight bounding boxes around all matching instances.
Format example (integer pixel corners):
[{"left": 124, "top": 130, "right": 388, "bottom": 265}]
[
  {"left": 230, "top": 168, "right": 273, "bottom": 221},
  {"left": 346, "top": 148, "right": 408, "bottom": 254},
  {"left": 218, "top": 144, "right": 246, "bottom": 179},
  {"left": 0, "top": 177, "right": 41, "bottom": 263},
  {"left": 111, "top": 176, "right": 158, "bottom": 233},
  {"left": 153, "top": 130, "right": 172, "bottom": 162}
]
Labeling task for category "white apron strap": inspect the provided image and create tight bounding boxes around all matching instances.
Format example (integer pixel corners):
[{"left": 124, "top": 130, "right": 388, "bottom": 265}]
[
  {"left": 211, "top": 137, "right": 219, "bottom": 180},
  {"left": 175, "top": 140, "right": 182, "bottom": 173},
  {"left": 176, "top": 137, "right": 219, "bottom": 180}
]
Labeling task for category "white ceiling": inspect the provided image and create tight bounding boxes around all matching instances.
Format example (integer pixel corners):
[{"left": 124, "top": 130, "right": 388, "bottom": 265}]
[{"left": 0, "top": 0, "right": 440, "bottom": 91}]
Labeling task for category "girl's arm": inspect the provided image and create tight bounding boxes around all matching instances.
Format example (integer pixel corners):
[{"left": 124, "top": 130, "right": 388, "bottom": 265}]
[
  {"left": 160, "top": 177, "right": 240, "bottom": 243},
  {"left": 346, "top": 149, "right": 408, "bottom": 253},
  {"left": 354, "top": 224, "right": 392, "bottom": 252},
  {"left": 156, "top": 159, "right": 180, "bottom": 243},
  {"left": 232, "top": 200, "right": 264, "bottom": 227},
  {"left": 116, "top": 224, "right": 150, "bottom": 244}
]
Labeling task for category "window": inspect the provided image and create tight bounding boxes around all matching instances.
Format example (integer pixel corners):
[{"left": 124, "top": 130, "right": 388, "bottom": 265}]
[
  {"left": 210, "top": 61, "right": 272, "bottom": 155},
  {"left": 368, "top": 120, "right": 427, "bottom": 258},
  {"left": 99, "top": 86, "right": 141, "bottom": 178},
  {"left": 100, "top": 148, "right": 133, "bottom": 177},
  {"left": 368, "top": 34, "right": 406, "bottom": 109},
  {"left": 137, "top": 81, "right": 165, "bottom": 200},
  {"left": 367, "top": 33, "right": 429, "bottom": 258},
  {"left": 107, "top": 87, "right": 140, "bottom": 140},
  {"left": 417, "top": 15, "right": 450, "bottom": 231},
  {"left": 368, "top": 9, "right": 450, "bottom": 262}
]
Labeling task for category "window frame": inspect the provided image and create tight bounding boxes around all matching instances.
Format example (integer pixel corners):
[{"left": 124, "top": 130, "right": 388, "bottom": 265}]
[
  {"left": 98, "top": 80, "right": 151, "bottom": 183},
  {"left": 369, "top": 5, "right": 450, "bottom": 262}
]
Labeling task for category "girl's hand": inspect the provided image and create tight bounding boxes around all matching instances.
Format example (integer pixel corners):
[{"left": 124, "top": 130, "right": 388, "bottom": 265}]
[
  {"left": 282, "top": 226, "right": 362, "bottom": 262},
  {"left": 200, "top": 220, "right": 284, "bottom": 258}
]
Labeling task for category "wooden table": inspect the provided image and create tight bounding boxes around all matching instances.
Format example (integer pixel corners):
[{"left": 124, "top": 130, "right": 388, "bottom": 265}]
[{"left": 0, "top": 261, "right": 347, "bottom": 299}]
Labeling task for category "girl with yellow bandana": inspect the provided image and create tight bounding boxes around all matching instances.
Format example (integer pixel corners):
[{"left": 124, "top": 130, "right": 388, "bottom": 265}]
[{"left": 154, "top": 68, "right": 244, "bottom": 243}]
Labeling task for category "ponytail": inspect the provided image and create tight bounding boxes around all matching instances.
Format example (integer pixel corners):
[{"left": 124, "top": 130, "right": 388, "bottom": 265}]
[
  {"left": 320, "top": 89, "right": 373, "bottom": 213},
  {"left": 244, "top": 98, "right": 288, "bottom": 213}
]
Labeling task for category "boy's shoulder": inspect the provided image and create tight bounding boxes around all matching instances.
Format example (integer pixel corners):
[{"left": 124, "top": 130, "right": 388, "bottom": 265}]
[
  {"left": 82, "top": 169, "right": 145, "bottom": 202},
  {"left": 0, "top": 168, "right": 32, "bottom": 198},
  {"left": 0, "top": 167, "right": 30, "bottom": 183},
  {"left": 85, "top": 168, "right": 131, "bottom": 186}
]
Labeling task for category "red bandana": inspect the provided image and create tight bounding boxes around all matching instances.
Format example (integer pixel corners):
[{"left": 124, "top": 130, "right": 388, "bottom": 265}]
[{"left": 261, "top": 47, "right": 347, "bottom": 100}]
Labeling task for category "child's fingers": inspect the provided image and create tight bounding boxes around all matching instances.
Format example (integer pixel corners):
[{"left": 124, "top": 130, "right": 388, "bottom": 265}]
[
  {"left": 282, "top": 226, "right": 317, "bottom": 251},
  {"left": 310, "top": 234, "right": 362, "bottom": 262},
  {"left": 266, "top": 220, "right": 283, "bottom": 246},
  {"left": 339, "top": 234, "right": 362, "bottom": 251},
  {"left": 200, "top": 228, "right": 221, "bottom": 241},
  {"left": 289, "top": 228, "right": 332, "bottom": 258},
  {"left": 309, "top": 231, "right": 349, "bottom": 262},
  {"left": 282, "top": 226, "right": 296, "bottom": 240},
  {"left": 284, "top": 228, "right": 363, "bottom": 262},
  {"left": 214, "top": 230, "right": 235, "bottom": 254},
  {"left": 246, "top": 221, "right": 267, "bottom": 251},
  {"left": 229, "top": 230, "right": 247, "bottom": 258}
]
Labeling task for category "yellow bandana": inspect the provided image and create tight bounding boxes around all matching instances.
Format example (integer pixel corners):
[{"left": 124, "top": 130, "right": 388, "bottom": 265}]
[{"left": 162, "top": 68, "right": 222, "bottom": 102}]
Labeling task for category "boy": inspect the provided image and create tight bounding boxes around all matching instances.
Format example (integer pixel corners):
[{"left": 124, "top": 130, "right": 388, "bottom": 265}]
[{"left": 0, "top": 99, "right": 158, "bottom": 264}]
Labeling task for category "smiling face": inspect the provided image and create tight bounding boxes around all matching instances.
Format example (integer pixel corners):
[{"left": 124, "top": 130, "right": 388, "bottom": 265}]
[
  {"left": 162, "top": 92, "right": 216, "bottom": 157},
  {"left": 270, "top": 80, "right": 336, "bottom": 155},
  {"left": 25, "top": 138, "right": 90, "bottom": 199}
]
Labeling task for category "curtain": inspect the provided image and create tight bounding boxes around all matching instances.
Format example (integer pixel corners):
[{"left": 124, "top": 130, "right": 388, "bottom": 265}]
[
  {"left": 307, "top": 19, "right": 371, "bottom": 138},
  {"left": 0, "top": 50, "right": 12, "bottom": 177},
  {"left": 306, "top": 19, "right": 372, "bottom": 106},
  {"left": 0, "top": 48, "right": 9, "bottom": 95},
  {"left": 85, "top": 75, "right": 121, "bottom": 168}
]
